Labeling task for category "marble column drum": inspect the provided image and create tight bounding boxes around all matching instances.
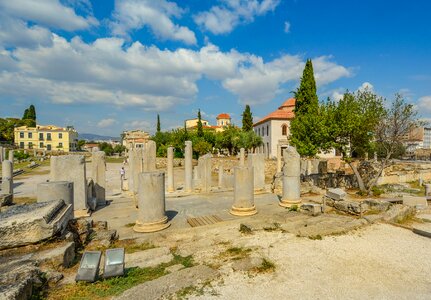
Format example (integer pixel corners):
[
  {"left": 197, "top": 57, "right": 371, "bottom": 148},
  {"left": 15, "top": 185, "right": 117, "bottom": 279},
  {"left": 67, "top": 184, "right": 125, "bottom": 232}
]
[
  {"left": 167, "top": 146, "right": 175, "bottom": 192},
  {"left": 280, "top": 147, "right": 302, "bottom": 208},
  {"left": 134, "top": 172, "right": 170, "bottom": 233},
  {"left": 230, "top": 166, "right": 257, "bottom": 216},
  {"left": 184, "top": 141, "right": 193, "bottom": 193}
]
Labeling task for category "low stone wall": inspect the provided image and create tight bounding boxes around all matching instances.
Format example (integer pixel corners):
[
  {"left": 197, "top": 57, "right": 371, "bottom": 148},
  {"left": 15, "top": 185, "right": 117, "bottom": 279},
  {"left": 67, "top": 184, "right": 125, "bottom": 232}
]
[{"left": 377, "top": 162, "right": 431, "bottom": 185}]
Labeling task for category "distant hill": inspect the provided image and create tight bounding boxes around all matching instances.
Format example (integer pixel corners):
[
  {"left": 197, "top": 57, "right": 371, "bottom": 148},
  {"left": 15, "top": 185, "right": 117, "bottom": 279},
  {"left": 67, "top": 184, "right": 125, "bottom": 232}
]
[{"left": 79, "top": 133, "right": 120, "bottom": 142}]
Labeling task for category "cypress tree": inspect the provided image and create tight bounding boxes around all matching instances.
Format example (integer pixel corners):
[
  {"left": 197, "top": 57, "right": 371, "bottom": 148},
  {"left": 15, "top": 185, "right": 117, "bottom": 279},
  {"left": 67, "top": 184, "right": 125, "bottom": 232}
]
[
  {"left": 242, "top": 105, "right": 253, "bottom": 131},
  {"left": 157, "top": 114, "right": 161, "bottom": 133},
  {"left": 294, "top": 59, "right": 318, "bottom": 114},
  {"left": 28, "top": 105, "right": 36, "bottom": 121},
  {"left": 22, "top": 108, "right": 29, "bottom": 120},
  {"left": 197, "top": 109, "right": 204, "bottom": 137}
]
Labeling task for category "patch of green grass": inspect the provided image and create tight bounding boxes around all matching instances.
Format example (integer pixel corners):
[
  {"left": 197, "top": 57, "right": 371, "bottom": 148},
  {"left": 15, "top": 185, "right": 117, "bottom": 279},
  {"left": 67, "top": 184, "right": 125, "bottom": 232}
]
[
  {"left": 371, "top": 186, "right": 384, "bottom": 197},
  {"left": 176, "top": 280, "right": 218, "bottom": 299},
  {"left": 308, "top": 234, "right": 322, "bottom": 240},
  {"left": 252, "top": 258, "right": 276, "bottom": 273},
  {"left": 219, "top": 247, "right": 252, "bottom": 261},
  {"left": 124, "top": 223, "right": 135, "bottom": 228},
  {"left": 239, "top": 223, "right": 252, "bottom": 235},
  {"left": 288, "top": 205, "right": 299, "bottom": 212},
  {"left": 106, "top": 157, "right": 125, "bottom": 163}
]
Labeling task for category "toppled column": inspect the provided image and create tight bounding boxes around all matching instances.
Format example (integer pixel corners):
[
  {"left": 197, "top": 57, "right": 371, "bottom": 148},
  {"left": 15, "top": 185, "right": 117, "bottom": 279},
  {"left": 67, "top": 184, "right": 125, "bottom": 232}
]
[
  {"left": 184, "top": 141, "right": 193, "bottom": 193},
  {"left": 239, "top": 148, "right": 245, "bottom": 166},
  {"left": 198, "top": 154, "right": 212, "bottom": 192},
  {"left": 92, "top": 151, "right": 106, "bottom": 206},
  {"left": 230, "top": 166, "right": 257, "bottom": 216},
  {"left": 167, "top": 146, "right": 175, "bottom": 192},
  {"left": 277, "top": 144, "right": 282, "bottom": 173},
  {"left": 144, "top": 141, "right": 157, "bottom": 172},
  {"left": 134, "top": 172, "right": 170, "bottom": 233},
  {"left": 247, "top": 153, "right": 265, "bottom": 190},
  {"left": 1, "top": 160, "right": 13, "bottom": 197},
  {"left": 50, "top": 155, "right": 88, "bottom": 213},
  {"left": 37, "top": 181, "right": 74, "bottom": 209},
  {"left": 280, "top": 147, "right": 301, "bottom": 208}
]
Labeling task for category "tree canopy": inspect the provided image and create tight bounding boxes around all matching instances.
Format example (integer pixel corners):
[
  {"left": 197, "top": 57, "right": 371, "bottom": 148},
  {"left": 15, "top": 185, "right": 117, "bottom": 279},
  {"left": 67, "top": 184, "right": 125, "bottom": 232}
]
[
  {"left": 242, "top": 105, "right": 253, "bottom": 131},
  {"left": 197, "top": 109, "right": 204, "bottom": 137}
]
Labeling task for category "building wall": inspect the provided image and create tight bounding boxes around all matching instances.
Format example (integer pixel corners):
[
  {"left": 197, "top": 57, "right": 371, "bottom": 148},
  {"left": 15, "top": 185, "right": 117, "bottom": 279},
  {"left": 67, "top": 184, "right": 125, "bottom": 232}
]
[
  {"left": 216, "top": 118, "right": 231, "bottom": 127},
  {"left": 14, "top": 125, "right": 78, "bottom": 152},
  {"left": 424, "top": 128, "right": 431, "bottom": 149},
  {"left": 254, "top": 119, "right": 291, "bottom": 158},
  {"left": 185, "top": 118, "right": 209, "bottom": 128}
]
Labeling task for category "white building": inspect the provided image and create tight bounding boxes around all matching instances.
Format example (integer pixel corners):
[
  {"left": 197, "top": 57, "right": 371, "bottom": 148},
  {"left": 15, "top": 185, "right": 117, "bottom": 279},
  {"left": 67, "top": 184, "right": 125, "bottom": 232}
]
[{"left": 253, "top": 98, "right": 295, "bottom": 158}]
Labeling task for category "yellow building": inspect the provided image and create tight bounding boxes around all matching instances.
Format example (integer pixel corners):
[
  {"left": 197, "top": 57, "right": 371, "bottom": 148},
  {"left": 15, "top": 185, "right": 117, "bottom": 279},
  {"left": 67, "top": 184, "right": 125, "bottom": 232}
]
[
  {"left": 185, "top": 118, "right": 209, "bottom": 129},
  {"left": 122, "top": 130, "right": 150, "bottom": 150},
  {"left": 14, "top": 125, "right": 79, "bottom": 152}
]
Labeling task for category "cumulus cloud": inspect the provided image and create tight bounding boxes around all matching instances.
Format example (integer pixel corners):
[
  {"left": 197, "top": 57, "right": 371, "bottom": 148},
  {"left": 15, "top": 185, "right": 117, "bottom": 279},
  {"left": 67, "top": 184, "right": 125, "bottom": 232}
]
[
  {"left": 0, "top": 33, "right": 350, "bottom": 110},
  {"left": 110, "top": 0, "right": 196, "bottom": 45},
  {"left": 194, "top": 0, "right": 280, "bottom": 34},
  {"left": 358, "top": 81, "right": 374, "bottom": 92},
  {"left": 0, "top": 0, "right": 98, "bottom": 31},
  {"left": 417, "top": 96, "right": 431, "bottom": 113},
  {"left": 123, "top": 120, "right": 151, "bottom": 130},
  {"left": 284, "top": 21, "right": 290, "bottom": 33},
  {"left": 97, "top": 118, "right": 117, "bottom": 128}
]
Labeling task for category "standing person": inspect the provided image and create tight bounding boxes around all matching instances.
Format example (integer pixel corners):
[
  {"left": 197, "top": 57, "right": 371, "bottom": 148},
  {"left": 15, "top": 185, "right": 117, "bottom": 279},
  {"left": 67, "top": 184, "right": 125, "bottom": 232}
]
[{"left": 120, "top": 167, "right": 125, "bottom": 191}]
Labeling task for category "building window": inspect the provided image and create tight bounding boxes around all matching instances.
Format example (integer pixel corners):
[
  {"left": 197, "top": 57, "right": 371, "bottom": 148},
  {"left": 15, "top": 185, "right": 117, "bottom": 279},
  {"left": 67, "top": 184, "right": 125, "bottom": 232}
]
[
  {"left": 40, "top": 142, "right": 44, "bottom": 148},
  {"left": 28, "top": 132, "right": 32, "bottom": 138},
  {"left": 59, "top": 133, "right": 63, "bottom": 139},
  {"left": 28, "top": 142, "right": 33, "bottom": 149},
  {"left": 58, "top": 142, "right": 63, "bottom": 148},
  {"left": 258, "top": 128, "right": 260, "bottom": 136},
  {"left": 47, "top": 144, "right": 51, "bottom": 150},
  {"left": 39, "top": 133, "right": 43, "bottom": 140},
  {"left": 47, "top": 133, "right": 52, "bottom": 141},
  {"left": 267, "top": 125, "right": 269, "bottom": 136},
  {"left": 19, "top": 142, "right": 24, "bottom": 148},
  {"left": 20, "top": 132, "right": 24, "bottom": 138},
  {"left": 282, "top": 124, "right": 287, "bottom": 136}
]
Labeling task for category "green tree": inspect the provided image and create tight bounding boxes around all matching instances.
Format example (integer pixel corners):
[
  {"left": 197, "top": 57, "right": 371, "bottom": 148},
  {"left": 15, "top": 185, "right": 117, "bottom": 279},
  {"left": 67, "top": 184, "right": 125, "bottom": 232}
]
[
  {"left": 99, "top": 142, "right": 114, "bottom": 156},
  {"left": 197, "top": 109, "right": 204, "bottom": 137},
  {"left": 28, "top": 105, "right": 36, "bottom": 122},
  {"left": 22, "top": 108, "right": 29, "bottom": 120},
  {"left": 242, "top": 105, "right": 253, "bottom": 131},
  {"left": 77, "top": 140, "right": 86, "bottom": 151},
  {"left": 157, "top": 114, "right": 161, "bottom": 133},
  {"left": 294, "top": 59, "right": 318, "bottom": 114}
]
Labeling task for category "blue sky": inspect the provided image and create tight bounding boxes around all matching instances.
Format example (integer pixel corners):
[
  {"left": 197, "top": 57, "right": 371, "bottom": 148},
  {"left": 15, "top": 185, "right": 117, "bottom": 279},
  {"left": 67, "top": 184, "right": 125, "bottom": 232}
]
[{"left": 0, "top": 0, "right": 430, "bottom": 137}]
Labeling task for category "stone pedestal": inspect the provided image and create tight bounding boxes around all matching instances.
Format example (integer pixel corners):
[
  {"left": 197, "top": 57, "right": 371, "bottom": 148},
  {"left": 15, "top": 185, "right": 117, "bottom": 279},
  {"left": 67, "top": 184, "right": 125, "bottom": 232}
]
[
  {"left": 184, "top": 141, "right": 193, "bottom": 193},
  {"left": 144, "top": 141, "right": 157, "bottom": 172},
  {"left": 239, "top": 148, "right": 245, "bottom": 166},
  {"left": 50, "top": 155, "right": 87, "bottom": 211},
  {"left": 134, "top": 172, "right": 170, "bottom": 233},
  {"left": 37, "top": 181, "right": 74, "bottom": 209},
  {"left": 247, "top": 154, "right": 265, "bottom": 190},
  {"left": 280, "top": 147, "right": 301, "bottom": 208},
  {"left": 167, "top": 146, "right": 174, "bottom": 192},
  {"left": 230, "top": 166, "right": 257, "bottom": 216},
  {"left": 92, "top": 151, "right": 106, "bottom": 206},
  {"left": 1, "top": 160, "right": 13, "bottom": 196}
]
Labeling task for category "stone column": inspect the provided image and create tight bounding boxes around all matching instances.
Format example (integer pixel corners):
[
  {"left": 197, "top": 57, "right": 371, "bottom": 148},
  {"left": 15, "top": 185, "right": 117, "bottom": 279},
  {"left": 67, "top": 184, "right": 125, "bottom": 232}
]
[
  {"left": 239, "top": 148, "right": 245, "bottom": 166},
  {"left": 33, "top": 149, "right": 37, "bottom": 157},
  {"left": 184, "top": 141, "right": 193, "bottom": 192},
  {"left": 247, "top": 153, "right": 265, "bottom": 190},
  {"left": 50, "top": 155, "right": 87, "bottom": 212},
  {"left": 0, "top": 146, "right": 3, "bottom": 163},
  {"left": 230, "top": 166, "right": 257, "bottom": 216},
  {"left": 8, "top": 150, "right": 13, "bottom": 169},
  {"left": 134, "top": 172, "right": 170, "bottom": 233},
  {"left": 1, "top": 160, "right": 13, "bottom": 196},
  {"left": 92, "top": 151, "right": 106, "bottom": 206},
  {"left": 198, "top": 154, "right": 212, "bottom": 192},
  {"left": 425, "top": 184, "right": 431, "bottom": 197},
  {"left": 218, "top": 165, "right": 224, "bottom": 188},
  {"left": 144, "top": 141, "right": 157, "bottom": 172},
  {"left": 37, "top": 181, "right": 74, "bottom": 209},
  {"left": 167, "top": 146, "right": 174, "bottom": 192},
  {"left": 277, "top": 144, "right": 282, "bottom": 173},
  {"left": 280, "top": 147, "right": 301, "bottom": 208}
]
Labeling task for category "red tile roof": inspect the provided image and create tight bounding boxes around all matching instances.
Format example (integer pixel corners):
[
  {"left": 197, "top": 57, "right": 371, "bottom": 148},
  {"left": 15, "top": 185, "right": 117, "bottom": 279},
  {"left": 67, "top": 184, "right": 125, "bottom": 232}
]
[
  {"left": 217, "top": 113, "right": 231, "bottom": 119},
  {"left": 253, "top": 98, "right": 296, "bottom": 126}
]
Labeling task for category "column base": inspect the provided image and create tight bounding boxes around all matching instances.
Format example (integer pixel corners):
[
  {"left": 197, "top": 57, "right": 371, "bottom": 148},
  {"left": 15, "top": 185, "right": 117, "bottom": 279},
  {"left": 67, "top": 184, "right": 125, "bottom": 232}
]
[
  {"left": 279, "top": 199, "right": 302, "bottom": 208},
  {"left": 230, "top": 205, "right": 258, "bottom": 216},
  {"left": 133, "top": 216, "right": 170, "bottom": 233}
]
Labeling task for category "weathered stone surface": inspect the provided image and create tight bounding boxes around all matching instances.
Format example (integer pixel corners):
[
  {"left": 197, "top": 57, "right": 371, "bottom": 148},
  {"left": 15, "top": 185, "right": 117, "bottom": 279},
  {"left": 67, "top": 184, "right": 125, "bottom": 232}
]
[
  {"left": 300, "top": 203, "right": 322, "bottom": 216},
  {"left": 0, "top": 193, "right": 13, "bottom": 207},
  {"left": 33, "top": 242, "right": 75, "bottom": 268},
  {"left": 1, "top": 160, "right": 13, "bottom": 197},
  {"left": 115, "top": 265, "right": 218, "bottom": 300},
  {"left": 125, "top": 247, "right": 173, "bottom": 269},
  {"left": 165, "top": 264, "right": 184, "bottom": 273},
  {"left": 37, "top": 181, "right": 74, "bottom": 208},
  {"left": 44, "top": 271, "right": 64, "bottom": 285},
  {"left": 383, "top": 204, "right": 415, "bottom": 223},
  {"left": 402, "top": 196, "right": 428, "bottom": 208},
  {"left": 326, "top": 188, "right": 346, "bottom": 201},
  {"left": 50, "top": 155, "right": 87, "bottom": 211},
  {"left": 91, "top": 151, "right": 106, "bottom": 206},
  {"left": 0, "top": 260, "right": 42, "bottom": 300},
  {"left": 363, "top": 214, "right": 385, "bottom": 223},
  {"left": 364, "top": 199, "right": 391, "bottom": 212},
  {"left": 247, "top": 154, "right": 265, "bottom": 190},
  {"left": 184, "top": 141, "right": 193, "bottom": 192},
  {"left": 88, "top": 229, "right": 118, "bottom": 248},
  {"left": 197, "top": 154, "right": 212, "bottom": 192},
  {"left": 0, "top": 200, "right": 73, "bottom": 250},
  {"left": 231, "top": 257, "right": 264, "bottom": 272}
]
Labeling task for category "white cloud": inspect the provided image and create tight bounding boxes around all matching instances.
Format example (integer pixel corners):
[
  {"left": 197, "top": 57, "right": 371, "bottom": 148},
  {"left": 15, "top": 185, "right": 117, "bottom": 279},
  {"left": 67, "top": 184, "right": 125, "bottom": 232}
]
[
  {"left": 417, "top": 96, "right": 431, "bottom": 113},
  {"left": 97, "top": 118, "right": 117, "bottom": 128},
  {"left": 331, "top": 90, "right": 344, "bottom": 101},
  {"left": 0, "top": 14, "right": 53, "bottom": 49},
  {"left": 194, "top": 0, "right": 280, "bottom": 34},
  {"left": 110, "top": 0, "right": 196, "bottom": 45},
  {"left": 358, "top": 81, "right": 374, "bottom": 92},
  {"left": 0, "top": 0, "right": 98, "bottom": 31},
  {"left": 284, "top": 21, "right": 290, "bottom": 33},
  {"left": 123, "top": 120, "right": 151, "bottom": 130},
  {"left": 0, "top": 34, "right": 350, "bottom": 110}
]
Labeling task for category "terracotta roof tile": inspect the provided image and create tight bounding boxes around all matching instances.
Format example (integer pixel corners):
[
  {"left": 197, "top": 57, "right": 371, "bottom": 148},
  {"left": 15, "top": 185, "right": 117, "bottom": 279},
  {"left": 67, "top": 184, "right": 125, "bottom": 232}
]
[
  {"left": 253, "top": 98, "right": 296, "bottom": 126},
  {"left": 217, "top": 113, "right": 231, "bottom": 119}
]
